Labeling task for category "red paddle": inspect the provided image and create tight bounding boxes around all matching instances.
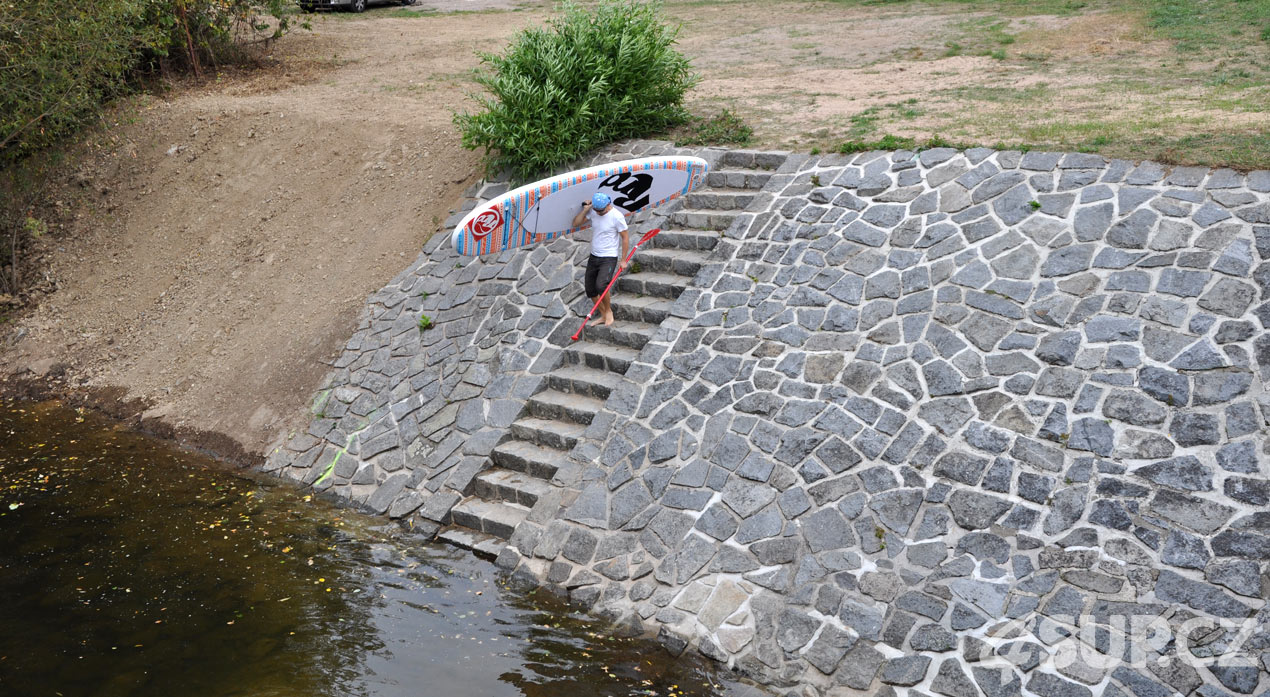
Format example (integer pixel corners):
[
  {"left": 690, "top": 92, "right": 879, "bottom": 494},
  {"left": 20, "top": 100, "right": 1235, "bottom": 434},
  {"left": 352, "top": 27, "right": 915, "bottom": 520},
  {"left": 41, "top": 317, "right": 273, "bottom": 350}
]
[{"left": 572, "top": 228, "right": 662, "bottom": 341}]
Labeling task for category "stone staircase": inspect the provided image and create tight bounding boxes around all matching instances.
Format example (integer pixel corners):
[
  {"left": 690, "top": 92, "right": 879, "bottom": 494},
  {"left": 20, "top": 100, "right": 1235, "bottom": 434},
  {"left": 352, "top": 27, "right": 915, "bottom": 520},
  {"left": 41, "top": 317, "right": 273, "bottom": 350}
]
[{"left": 437, "top": 150, "right": 786, "bottom": 556}]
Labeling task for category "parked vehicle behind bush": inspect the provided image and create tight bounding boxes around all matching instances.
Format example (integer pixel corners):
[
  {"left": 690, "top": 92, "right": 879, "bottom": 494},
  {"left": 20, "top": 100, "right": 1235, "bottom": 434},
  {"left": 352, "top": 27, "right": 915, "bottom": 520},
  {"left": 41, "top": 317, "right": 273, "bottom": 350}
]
[{"left": 300, "top": 0, "right": 416, "bottom": 11}]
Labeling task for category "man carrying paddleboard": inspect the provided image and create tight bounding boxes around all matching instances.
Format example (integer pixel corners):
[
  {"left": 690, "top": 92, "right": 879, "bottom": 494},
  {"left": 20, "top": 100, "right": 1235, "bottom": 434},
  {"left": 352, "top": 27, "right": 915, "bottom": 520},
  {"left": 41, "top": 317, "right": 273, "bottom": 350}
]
[{"left": 572, "top": 192, "right": 630, "bottom": 327}]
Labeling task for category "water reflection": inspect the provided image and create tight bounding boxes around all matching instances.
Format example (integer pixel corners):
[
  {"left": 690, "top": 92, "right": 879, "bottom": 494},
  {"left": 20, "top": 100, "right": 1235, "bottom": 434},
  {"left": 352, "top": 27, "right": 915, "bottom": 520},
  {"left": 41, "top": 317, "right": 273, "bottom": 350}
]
[{"left": 0, "top": 401, "right": 763, "bottom": 697}]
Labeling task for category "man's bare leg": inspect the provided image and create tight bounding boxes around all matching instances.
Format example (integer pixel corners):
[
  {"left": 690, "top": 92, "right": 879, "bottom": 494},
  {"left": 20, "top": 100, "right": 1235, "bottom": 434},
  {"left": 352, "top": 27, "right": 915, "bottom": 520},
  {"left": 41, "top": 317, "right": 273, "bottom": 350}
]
[{"left": 600, "top": 294, "right": 615, "bottom": 326}]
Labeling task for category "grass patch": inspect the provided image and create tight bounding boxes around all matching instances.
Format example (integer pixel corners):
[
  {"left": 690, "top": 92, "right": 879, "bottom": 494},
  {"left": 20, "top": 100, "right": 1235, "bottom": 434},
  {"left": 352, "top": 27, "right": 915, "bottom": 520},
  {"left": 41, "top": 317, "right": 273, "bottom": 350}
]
[
  {"left": 941, "top": 16, "right": 1020, "bottom": 58},
  {"left": 382, "top": 8, "right": 433, "bottom": 18},
  {"left": 675, "top": 109, "right": 753, "bottom": 146},
  {"left": 836, "top": 134, "right": 964, "bottom": 153},
  {"left": 679, "top": 0, "right": 1264, "bottom": 168},
  {"left": 837, "top": 135, "right": 914, "bottom": 153},
  {"left": 1145, "top": 0, "right": 1270, "bottom": 50},
  {"left": 848, "top": 106, "right": 882, "bottom": 137},
  {"left": 942, "top": 84, "right": 1053, "bottom": 103},
  {"left": 1142, "top": 131, "right": 1270, "bottom": 171},
  {"left": 823, "top": 0, "right": 1094, "bottom": 15}
]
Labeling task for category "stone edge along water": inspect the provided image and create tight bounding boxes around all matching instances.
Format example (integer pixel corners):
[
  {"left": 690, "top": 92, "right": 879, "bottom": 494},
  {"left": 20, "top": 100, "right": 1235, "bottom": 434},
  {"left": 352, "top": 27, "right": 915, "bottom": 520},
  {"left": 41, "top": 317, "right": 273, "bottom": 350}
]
[{"left": 265, "top": 140, "right": 1270, "bottom": 697}]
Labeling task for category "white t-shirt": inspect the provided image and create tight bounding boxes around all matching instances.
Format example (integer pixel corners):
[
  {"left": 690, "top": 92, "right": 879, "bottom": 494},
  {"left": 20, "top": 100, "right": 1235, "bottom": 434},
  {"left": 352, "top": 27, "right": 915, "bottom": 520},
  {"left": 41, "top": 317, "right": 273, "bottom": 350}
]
[{"left": 587, "top": 207, "right": 628, "bottom": 258}]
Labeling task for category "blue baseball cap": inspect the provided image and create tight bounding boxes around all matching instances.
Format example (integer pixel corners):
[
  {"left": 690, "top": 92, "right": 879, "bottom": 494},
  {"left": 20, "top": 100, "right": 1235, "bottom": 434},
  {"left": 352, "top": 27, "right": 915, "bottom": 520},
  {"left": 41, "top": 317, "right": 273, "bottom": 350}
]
[{"left": 592, "top": 192, "right": 611, "bottom": 209}]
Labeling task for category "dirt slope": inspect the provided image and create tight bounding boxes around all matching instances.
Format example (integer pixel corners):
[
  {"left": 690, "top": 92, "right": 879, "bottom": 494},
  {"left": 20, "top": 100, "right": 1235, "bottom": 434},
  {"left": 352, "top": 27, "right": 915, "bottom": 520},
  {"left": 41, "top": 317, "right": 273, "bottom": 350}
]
[{"left": 2, "top": 8, "right": 547, "bottom": 455}]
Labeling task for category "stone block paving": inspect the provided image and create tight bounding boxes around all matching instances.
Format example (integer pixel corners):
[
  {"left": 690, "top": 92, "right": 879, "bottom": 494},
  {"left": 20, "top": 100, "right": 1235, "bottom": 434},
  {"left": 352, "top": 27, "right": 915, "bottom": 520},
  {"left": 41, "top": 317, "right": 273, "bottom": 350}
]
[{"left": 269, "top": 142, "right": 1270, "bottom": 697}]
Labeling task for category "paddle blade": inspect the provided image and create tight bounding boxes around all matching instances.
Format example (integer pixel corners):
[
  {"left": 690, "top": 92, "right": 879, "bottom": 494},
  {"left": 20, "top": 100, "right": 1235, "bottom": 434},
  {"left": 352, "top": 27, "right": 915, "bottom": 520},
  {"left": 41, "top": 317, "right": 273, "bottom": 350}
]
[{"left": 636, "top": 227, "right": 662, "bottom": 247}]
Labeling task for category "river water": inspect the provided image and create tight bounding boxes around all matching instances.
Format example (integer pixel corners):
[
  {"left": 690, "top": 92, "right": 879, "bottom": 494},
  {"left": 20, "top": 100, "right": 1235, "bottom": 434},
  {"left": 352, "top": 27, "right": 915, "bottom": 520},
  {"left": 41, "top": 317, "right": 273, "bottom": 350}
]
[{"left": 0, "top": 400, "right": 762, "bottom": 697}]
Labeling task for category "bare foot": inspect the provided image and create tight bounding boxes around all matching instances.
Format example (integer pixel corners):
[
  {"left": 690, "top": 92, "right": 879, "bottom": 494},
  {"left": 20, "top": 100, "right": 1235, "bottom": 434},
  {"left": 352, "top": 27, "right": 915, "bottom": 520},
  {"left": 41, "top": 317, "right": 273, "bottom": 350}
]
[{"left": 603, "top": 312, "right": 615, "bottom": 326}]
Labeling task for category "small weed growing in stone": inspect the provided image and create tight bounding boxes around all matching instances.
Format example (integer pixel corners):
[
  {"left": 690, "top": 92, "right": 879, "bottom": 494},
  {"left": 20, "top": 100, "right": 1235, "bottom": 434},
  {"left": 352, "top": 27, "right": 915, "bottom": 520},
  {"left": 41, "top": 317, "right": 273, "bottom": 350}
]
[
  {"left": 628, "top": 261, "right": 642, "bottom": 274},
  {"left": 810, "top": 146, "right": 821, "bottom": 155},
  {"left": 418, "top": 314, "right": 434, "bottom": 331},
  {"left": 1029, "top": 200, "right": 1042, "bottom": 210},
  {"left": 810, "top": 174, "right": 821, "bottom": 186}
]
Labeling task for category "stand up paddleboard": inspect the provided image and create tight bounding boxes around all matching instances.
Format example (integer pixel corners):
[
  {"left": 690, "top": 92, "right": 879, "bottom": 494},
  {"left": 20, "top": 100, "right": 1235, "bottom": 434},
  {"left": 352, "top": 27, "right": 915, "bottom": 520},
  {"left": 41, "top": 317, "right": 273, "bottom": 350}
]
[{"left": 451, "top": 155, "right": 709, "bottom": 256}]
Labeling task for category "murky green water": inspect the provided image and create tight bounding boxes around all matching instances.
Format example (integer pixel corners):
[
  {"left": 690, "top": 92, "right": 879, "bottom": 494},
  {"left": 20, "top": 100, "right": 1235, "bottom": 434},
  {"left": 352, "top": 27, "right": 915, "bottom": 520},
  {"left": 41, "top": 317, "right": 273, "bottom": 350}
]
[{"left": 0, "top": 401, "right": 761, "bottom": 697}]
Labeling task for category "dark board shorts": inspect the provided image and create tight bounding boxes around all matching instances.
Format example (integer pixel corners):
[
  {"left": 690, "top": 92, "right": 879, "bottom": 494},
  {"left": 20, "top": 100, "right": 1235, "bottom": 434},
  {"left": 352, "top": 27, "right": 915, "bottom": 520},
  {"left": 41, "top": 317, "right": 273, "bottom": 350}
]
[
  {"left": 584, "top": 254, "right": 618, "bottom": 299},
  {"left": 584, "top": 255, "right": 619, "bottom": 298}
]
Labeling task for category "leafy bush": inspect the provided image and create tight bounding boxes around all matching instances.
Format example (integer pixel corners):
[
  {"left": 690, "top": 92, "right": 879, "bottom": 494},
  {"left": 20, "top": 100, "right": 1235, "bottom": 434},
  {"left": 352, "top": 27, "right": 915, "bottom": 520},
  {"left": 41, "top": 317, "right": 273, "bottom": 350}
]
[
  {"left": 0, "top": 2, "right": 147, "bottom": 161},
  {"left": 0, "top": 0, "right": 300, "bottom": 163},
  {"left": 455, "top": 0, "right": 698, "bottom": 181},
  {"left": 0, "top": 0, "right": 300, "bottom": 298}
]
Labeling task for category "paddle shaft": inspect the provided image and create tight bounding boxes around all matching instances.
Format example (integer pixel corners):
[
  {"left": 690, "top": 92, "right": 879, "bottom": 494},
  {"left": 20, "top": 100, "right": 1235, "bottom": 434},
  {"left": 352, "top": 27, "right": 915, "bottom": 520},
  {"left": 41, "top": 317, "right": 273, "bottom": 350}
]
[{"left": 571, "top": 228, "right": 661, "bottom": 341}]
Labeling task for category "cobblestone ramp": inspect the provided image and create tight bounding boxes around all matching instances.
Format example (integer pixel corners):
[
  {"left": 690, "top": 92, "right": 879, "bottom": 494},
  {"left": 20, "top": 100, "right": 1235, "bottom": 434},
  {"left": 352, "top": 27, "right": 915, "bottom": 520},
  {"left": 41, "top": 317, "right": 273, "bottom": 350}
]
[{"left": 268, "top": 143, "right": 1270, "bottom": 697}]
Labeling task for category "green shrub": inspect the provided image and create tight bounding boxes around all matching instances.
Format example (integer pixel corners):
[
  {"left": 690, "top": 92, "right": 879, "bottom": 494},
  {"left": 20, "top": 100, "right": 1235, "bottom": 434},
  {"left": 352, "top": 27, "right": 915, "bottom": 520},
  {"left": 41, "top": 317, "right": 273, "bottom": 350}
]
[
  {"left": 0, "top": 0, "right": 300, "bottom": 164},
  {"left": 0, "top": 0, "right": 300, "bottom": 297},
  {"left": 455, "top": 0, "right": 698, "bottom": 181},
  {"left": 0, "top": 2, "right": 148, "bottom": 161}
]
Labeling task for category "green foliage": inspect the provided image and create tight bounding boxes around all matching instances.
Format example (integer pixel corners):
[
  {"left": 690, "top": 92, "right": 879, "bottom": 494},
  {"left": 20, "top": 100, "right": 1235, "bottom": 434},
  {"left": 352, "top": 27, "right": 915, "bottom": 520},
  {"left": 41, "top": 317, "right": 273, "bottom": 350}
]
[
  {"left": 0, "top": 0, "right": 301, "bottom": 164},
  {"left": 455, "top": 0, "right": 698, "bottom": 181},
  {"left": 836, "top": 134, "right": 979, "bottom": 155},
  {"left": 0, "top": 0, "right": 300, "bottom": 298},
  {"left": 417, "top": 314, "right": 433, "bottom": 331},
  {"left": 675, "top": 109, "right": 753, "bottom": 147},
  {"left": 0, "top": 2, "right": 147, "bottom": 161},
  {"left": 837, "top": 134, "right": 917, "bottom": 153},
  {"left": 23, "top": 217, "right": 46, "bottom": 238}
]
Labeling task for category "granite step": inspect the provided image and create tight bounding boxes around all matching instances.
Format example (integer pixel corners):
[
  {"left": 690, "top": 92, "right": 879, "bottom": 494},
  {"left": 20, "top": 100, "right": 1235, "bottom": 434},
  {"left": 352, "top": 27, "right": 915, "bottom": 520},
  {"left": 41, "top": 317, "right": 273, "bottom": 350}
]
[
  {"left": 669, "top": 208, "right": 739, "bottom": 231},
  {"left": 611, "top": 295, "right": 676, "bottom": 325},
  {"left": 562, "top": 341, "right": 642, "bottom": 375},
  {"left": 472, "top": 468, "right": 553, "bottom": 508},
  {"left": 436, "top": 526, "right": 506, "bottom": 558},
  {"left": 617, "top": 270, "right": 688, "bottom": 300},
  {"left": 631, "top": 246, "right": 711, "bottom": 277},
  {"left": 449, "top": 497, "right": 529, "bottom": 540},
  {"left": 718, "top": 149, "right": 789, "bottom": 170},
  {"left": 686, "top": 189, "right": 758, "bottom": 210},
  {"left": 707, "top": 169, "right": 772, "bottom": 190},
  {"left": 647, "top": 228, "right": 721, "bottom": 253},
  {"left": 508, "top": 416, "right": 586, "bottom": 451},
  {"left": 491, "top": 439, "right": 565, "bottom": 480},
  {"left": 526, "top": 389, "right": 605, "bottom": 425},
  {"left": 547, "top": 363, "right": 624, "bottom": 400},
  {"left": 572, "top": 318, "right": 658, "bottom": 352}
]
